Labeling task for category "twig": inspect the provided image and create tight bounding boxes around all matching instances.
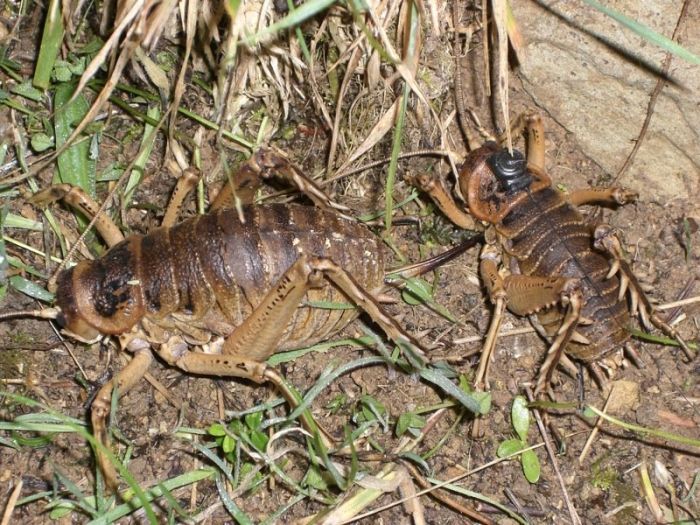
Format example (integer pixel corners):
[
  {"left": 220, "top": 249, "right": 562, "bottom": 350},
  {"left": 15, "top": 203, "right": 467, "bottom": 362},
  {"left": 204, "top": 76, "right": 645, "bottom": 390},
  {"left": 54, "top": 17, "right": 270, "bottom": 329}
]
[
  {"left": 524, "top": 387, "right": 582, "bottom": 525},
  {"left": 0, "top": 478, "right": 23, "bottom": 525},
  {"left": 578, "top": 385, "right": 615, "bottom": 464},
  {"left": 402, "top": 461, "right": 494, "bottom": 525}
]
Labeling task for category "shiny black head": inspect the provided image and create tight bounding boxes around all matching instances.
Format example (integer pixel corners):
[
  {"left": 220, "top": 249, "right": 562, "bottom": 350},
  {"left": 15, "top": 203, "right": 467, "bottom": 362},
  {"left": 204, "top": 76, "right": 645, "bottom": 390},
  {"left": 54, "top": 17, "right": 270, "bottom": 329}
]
[{"left": 488, "top": 148, "right": 531, "bottom": 194}]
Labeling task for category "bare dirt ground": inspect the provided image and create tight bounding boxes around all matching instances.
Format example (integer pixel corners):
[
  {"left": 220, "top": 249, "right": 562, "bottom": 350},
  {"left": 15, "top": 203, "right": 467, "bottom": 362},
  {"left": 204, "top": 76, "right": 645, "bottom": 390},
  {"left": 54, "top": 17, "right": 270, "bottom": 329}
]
[{"left": 0, "top": 1, "right": 698, "bottom": 524}]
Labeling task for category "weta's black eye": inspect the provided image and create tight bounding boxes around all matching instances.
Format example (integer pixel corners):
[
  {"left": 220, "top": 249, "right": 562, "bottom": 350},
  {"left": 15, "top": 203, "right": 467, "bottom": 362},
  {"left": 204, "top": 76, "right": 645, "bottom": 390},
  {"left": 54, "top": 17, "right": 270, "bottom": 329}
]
[
  {"left": 489, "top": 148, "right": 531, "bottom": 194},
  {"left": 55, "top": 310, "right": 66, "bottom": 328}
]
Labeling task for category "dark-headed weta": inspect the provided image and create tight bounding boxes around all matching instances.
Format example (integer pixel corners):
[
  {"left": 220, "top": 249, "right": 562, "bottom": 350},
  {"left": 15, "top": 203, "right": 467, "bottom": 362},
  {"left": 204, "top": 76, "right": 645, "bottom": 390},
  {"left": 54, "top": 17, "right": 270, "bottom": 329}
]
[
  {"left": 412, "top": 112, "right": 692, "bottom": 397},
  {"left": 1, "top": 148, "right": 481, "bottom": 490}
]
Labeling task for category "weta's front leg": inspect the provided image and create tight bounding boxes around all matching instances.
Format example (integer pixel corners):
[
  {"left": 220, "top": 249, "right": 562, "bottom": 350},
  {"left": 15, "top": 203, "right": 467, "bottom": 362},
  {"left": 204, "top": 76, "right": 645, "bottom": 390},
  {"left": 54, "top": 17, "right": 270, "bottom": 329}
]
[{"left": 91, "top": 347, "right": 154, "bottom": 492}]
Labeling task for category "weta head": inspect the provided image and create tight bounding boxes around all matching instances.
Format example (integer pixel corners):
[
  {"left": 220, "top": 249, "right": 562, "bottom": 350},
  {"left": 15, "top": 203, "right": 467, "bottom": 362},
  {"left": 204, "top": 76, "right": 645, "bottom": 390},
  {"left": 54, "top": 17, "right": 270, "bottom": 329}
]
[
  {"left": 55, "top": 238, "right": 145, "bottom": 340},
  {"left": 458, "top": 142, "right": 545, "bottom": 223}
]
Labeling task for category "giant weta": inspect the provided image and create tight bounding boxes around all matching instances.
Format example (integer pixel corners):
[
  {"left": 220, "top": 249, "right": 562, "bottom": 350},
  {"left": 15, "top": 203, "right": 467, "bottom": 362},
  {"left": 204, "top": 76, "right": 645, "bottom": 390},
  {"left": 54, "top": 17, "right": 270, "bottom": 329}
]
[
  {"left": 2, "top": 149, "right": 479, "bottom": 489},
  {"left": 412, "top": 112, "right": 692, "bottom": 395}
]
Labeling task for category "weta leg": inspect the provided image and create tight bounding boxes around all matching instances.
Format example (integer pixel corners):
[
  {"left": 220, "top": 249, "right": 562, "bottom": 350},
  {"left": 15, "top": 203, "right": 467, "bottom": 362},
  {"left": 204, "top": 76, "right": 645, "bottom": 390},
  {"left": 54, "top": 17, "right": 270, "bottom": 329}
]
[
  {"left": 155, "top": 254, "right": 428, "bottom": 446},
  {"left": 497, "top": 112, "right": 546, "bottom": 174},
  {"left": 210, "top": 155, "right": 267, "bottom": 211},
  {"left": 473, "top": 245, "right": 507, "bottom": 391},
  {"left": 594, "top": 224, "right": 693, "bottom": 359},
  {"left": 533, "top": 287, "right": 583, "bottom": 396},
  {"left": 408, "top": 172, "right": 479, "bottom": 230},
  {"left": 476, "top": 244, "right": 583, "bottom": 395},
  {"left": 567, "top": 187, "right": 638, "bottom": 208},
  {"left": 91, "top": 348, "right": 154, "bottom": 492},
  {"left": 217, "top": 255, "right": 428, "bottom": 366},
  {"left": 30, "top": 184, "right": 125, "bottom": 247},
  {"left": 162, "top": 168, "right": 201, "bottom": 226}
]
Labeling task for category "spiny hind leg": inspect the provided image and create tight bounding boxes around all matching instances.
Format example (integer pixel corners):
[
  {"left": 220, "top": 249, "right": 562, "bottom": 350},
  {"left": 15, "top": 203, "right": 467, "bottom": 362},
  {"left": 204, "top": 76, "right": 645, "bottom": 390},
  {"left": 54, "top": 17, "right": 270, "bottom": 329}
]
[
  {"left": 30, "top": 184, "right": 125, "bottom": 247},
  {"left": 155, "top": 254, "right": 428, "bottom": 446},
  {"left": 209, "top": 153, "right": 269, "bottom": 211},
  {"left": 91, "top": 347, "right": 154, "bottom": 492},
  {"left": 249, "top": 147, "right": 352, "bottom": 217},
  {"left": 593, "top": 224, "right": 693, "bottom": 359}
]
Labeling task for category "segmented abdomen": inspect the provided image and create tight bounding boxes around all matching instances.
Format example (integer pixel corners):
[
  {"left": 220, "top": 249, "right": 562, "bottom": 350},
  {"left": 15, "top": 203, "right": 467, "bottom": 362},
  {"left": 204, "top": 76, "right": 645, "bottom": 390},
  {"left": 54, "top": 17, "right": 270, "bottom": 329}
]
[
  {"left": 137, "top": 204, "right": 384, "bottom": 349},
  {"left": 498, "top": 188, "right": 629, "bottom": 362}
]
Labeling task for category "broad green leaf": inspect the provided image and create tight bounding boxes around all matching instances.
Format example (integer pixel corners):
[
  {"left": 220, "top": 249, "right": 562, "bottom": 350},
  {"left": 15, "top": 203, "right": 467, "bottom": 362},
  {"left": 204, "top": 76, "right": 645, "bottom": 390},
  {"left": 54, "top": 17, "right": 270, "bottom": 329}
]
[
  {"left": 521, "top": 449, "right": 541, "bottom": 483},
  {"left": 511, "top": 395, "right": 530, "bottom": 442},
  {"left": 54, "top": 82, "right": 96, "bottom": 197},
  {"left": 31, "top": 132, "right": 54, "bottom": 152},
  {"left": 208, "top": 423, "right": 227, "bottom": 437},
  {"left": 497, "top": 438, "right": 524, "bottom": 458}
]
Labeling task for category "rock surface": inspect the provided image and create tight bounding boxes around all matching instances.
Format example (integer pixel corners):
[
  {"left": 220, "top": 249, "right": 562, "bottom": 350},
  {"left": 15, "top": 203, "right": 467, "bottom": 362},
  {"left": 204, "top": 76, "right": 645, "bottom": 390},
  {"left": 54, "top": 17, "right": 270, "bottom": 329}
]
[{"left": 511, "top": 0, "right": 699, "bottom": 205}]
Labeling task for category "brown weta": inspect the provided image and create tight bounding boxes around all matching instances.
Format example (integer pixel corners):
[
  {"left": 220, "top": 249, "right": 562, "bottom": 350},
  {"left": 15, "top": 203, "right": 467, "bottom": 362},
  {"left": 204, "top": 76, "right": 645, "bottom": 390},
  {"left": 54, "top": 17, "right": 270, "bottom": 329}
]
[
  {"left": 412, "top": 111, "right": 693, "bottom": 396},
  {"left": 2, "top": 148, "right": 480, "bottom": 491}
]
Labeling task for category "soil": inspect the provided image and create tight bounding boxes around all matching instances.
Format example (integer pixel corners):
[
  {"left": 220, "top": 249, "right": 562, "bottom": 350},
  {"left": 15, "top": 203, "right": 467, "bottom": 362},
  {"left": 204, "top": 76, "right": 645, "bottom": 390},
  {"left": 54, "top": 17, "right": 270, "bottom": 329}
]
[{"left": 0, "top": 1, "right": 698, "bottom": 524}]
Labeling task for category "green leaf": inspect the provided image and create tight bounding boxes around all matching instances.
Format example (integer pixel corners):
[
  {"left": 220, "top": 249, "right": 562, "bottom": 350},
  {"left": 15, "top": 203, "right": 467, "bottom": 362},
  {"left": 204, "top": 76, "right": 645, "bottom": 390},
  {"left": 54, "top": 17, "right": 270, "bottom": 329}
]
[
  {"left": 33, "top": 0, "right": 64, "bottom": 89},
  {"left": 244, "top": 0, "right": 336, "bottom": 45},
  {"left": 497, "top": 438, "right": 524, "bottom": 458},
  {"left": 53, "top": 61, "right": 72, "bottom": 82},
  {"left": 30, "top": 132, "right": 54, "bottom": 152},
  {"left": 208, "top": 423, "right": 227, "bottom": 437},
  {"left": 9, "top": 276, "right": 54, "bottom": 302},
  {"left": 11, "top": 82, "right": 44, "bottom": 102},
  {"left": 54, "top": 82, "right": 97, "bottom": 198},
  {"left": 521, "top": 449, "right": 541, "bottom": 483},
  {"left": 420, "top": 368, "right": 491, "bottom": 415},
  {"left": 222, "top": 434, "right": 235, "bottom": 454},
  {"left": 249, "top": 430, "right": 268, "bottom": 451},
  {"left": 395, "top": 412, "right": 426, "bottom": 437},
  {"left": 511, "top": 395, "right": 530, "bottom": 442},
  {"left": 359, "top": 394, "right": 387, "bottom": 426},
  {"left": 304, "top": 465, "right": 328, "bottom": 491},
  {"left": 325, "top": 394, "right": 347, "bottom": 414},
  {"left": 398, "top": 452, "right": 431, "bottom": 475},
  {"left": 4, "top": 213, "right": 43, "bottom": 231},
  {"left": 401, "top": 277, "right": 433, "bottom": 306},
  {"left": 582, "top": 406, "right": 596, "bottom": 419},
  {"left": 244, "top": 411, "right": 263, "bottom": 431}
]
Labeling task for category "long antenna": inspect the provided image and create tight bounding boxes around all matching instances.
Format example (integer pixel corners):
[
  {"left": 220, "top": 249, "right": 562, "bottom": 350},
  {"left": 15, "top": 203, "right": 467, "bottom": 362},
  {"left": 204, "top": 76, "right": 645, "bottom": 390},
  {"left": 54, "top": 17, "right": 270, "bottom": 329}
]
[{"left": 0, "top": 307, "right": 60, "bottom": 321}]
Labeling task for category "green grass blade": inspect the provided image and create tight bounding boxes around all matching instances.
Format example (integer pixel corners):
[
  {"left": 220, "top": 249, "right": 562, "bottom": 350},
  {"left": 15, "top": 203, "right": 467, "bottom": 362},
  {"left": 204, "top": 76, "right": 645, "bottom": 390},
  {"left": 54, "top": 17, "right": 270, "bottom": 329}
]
[
  {"left": 244, "top": 0, "right": 336, "bottom": 46},
  {"left": 584, "top": 405, "right": 700, "bottom": 448},
  {"left": 33, "top": 0, "right": 64, "bottom": 89},
  {"left": 8, "top": 275, "right": 54, "bottom": 302},
  {"left": 582, "top": 0, "right": 700, "bottom": 65},
  {"left": 123, "top": 105, "right": 160, "bottom": 206},
  {"left": 0, "top": 206, "right": 7, "bottom": 299},
  {"left": 88, "top": 469, "right": 215, "bottom": 524},
  {"left": 427, "top": 477, "right": 529, "bottom": 525},
  {"left": 418, "top": 368, "right": 491, "bottom": 415}
]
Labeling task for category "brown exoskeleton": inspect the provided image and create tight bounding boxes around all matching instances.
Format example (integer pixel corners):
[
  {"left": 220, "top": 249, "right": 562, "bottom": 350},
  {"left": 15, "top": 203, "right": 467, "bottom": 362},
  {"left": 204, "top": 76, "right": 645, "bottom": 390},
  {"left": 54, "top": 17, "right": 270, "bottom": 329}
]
[
  {"left": 2, "top": 148, "right": 478, "bottom": 490},
  {"left": 412, "top": 112, "right": 692, "bottom": 396}
]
